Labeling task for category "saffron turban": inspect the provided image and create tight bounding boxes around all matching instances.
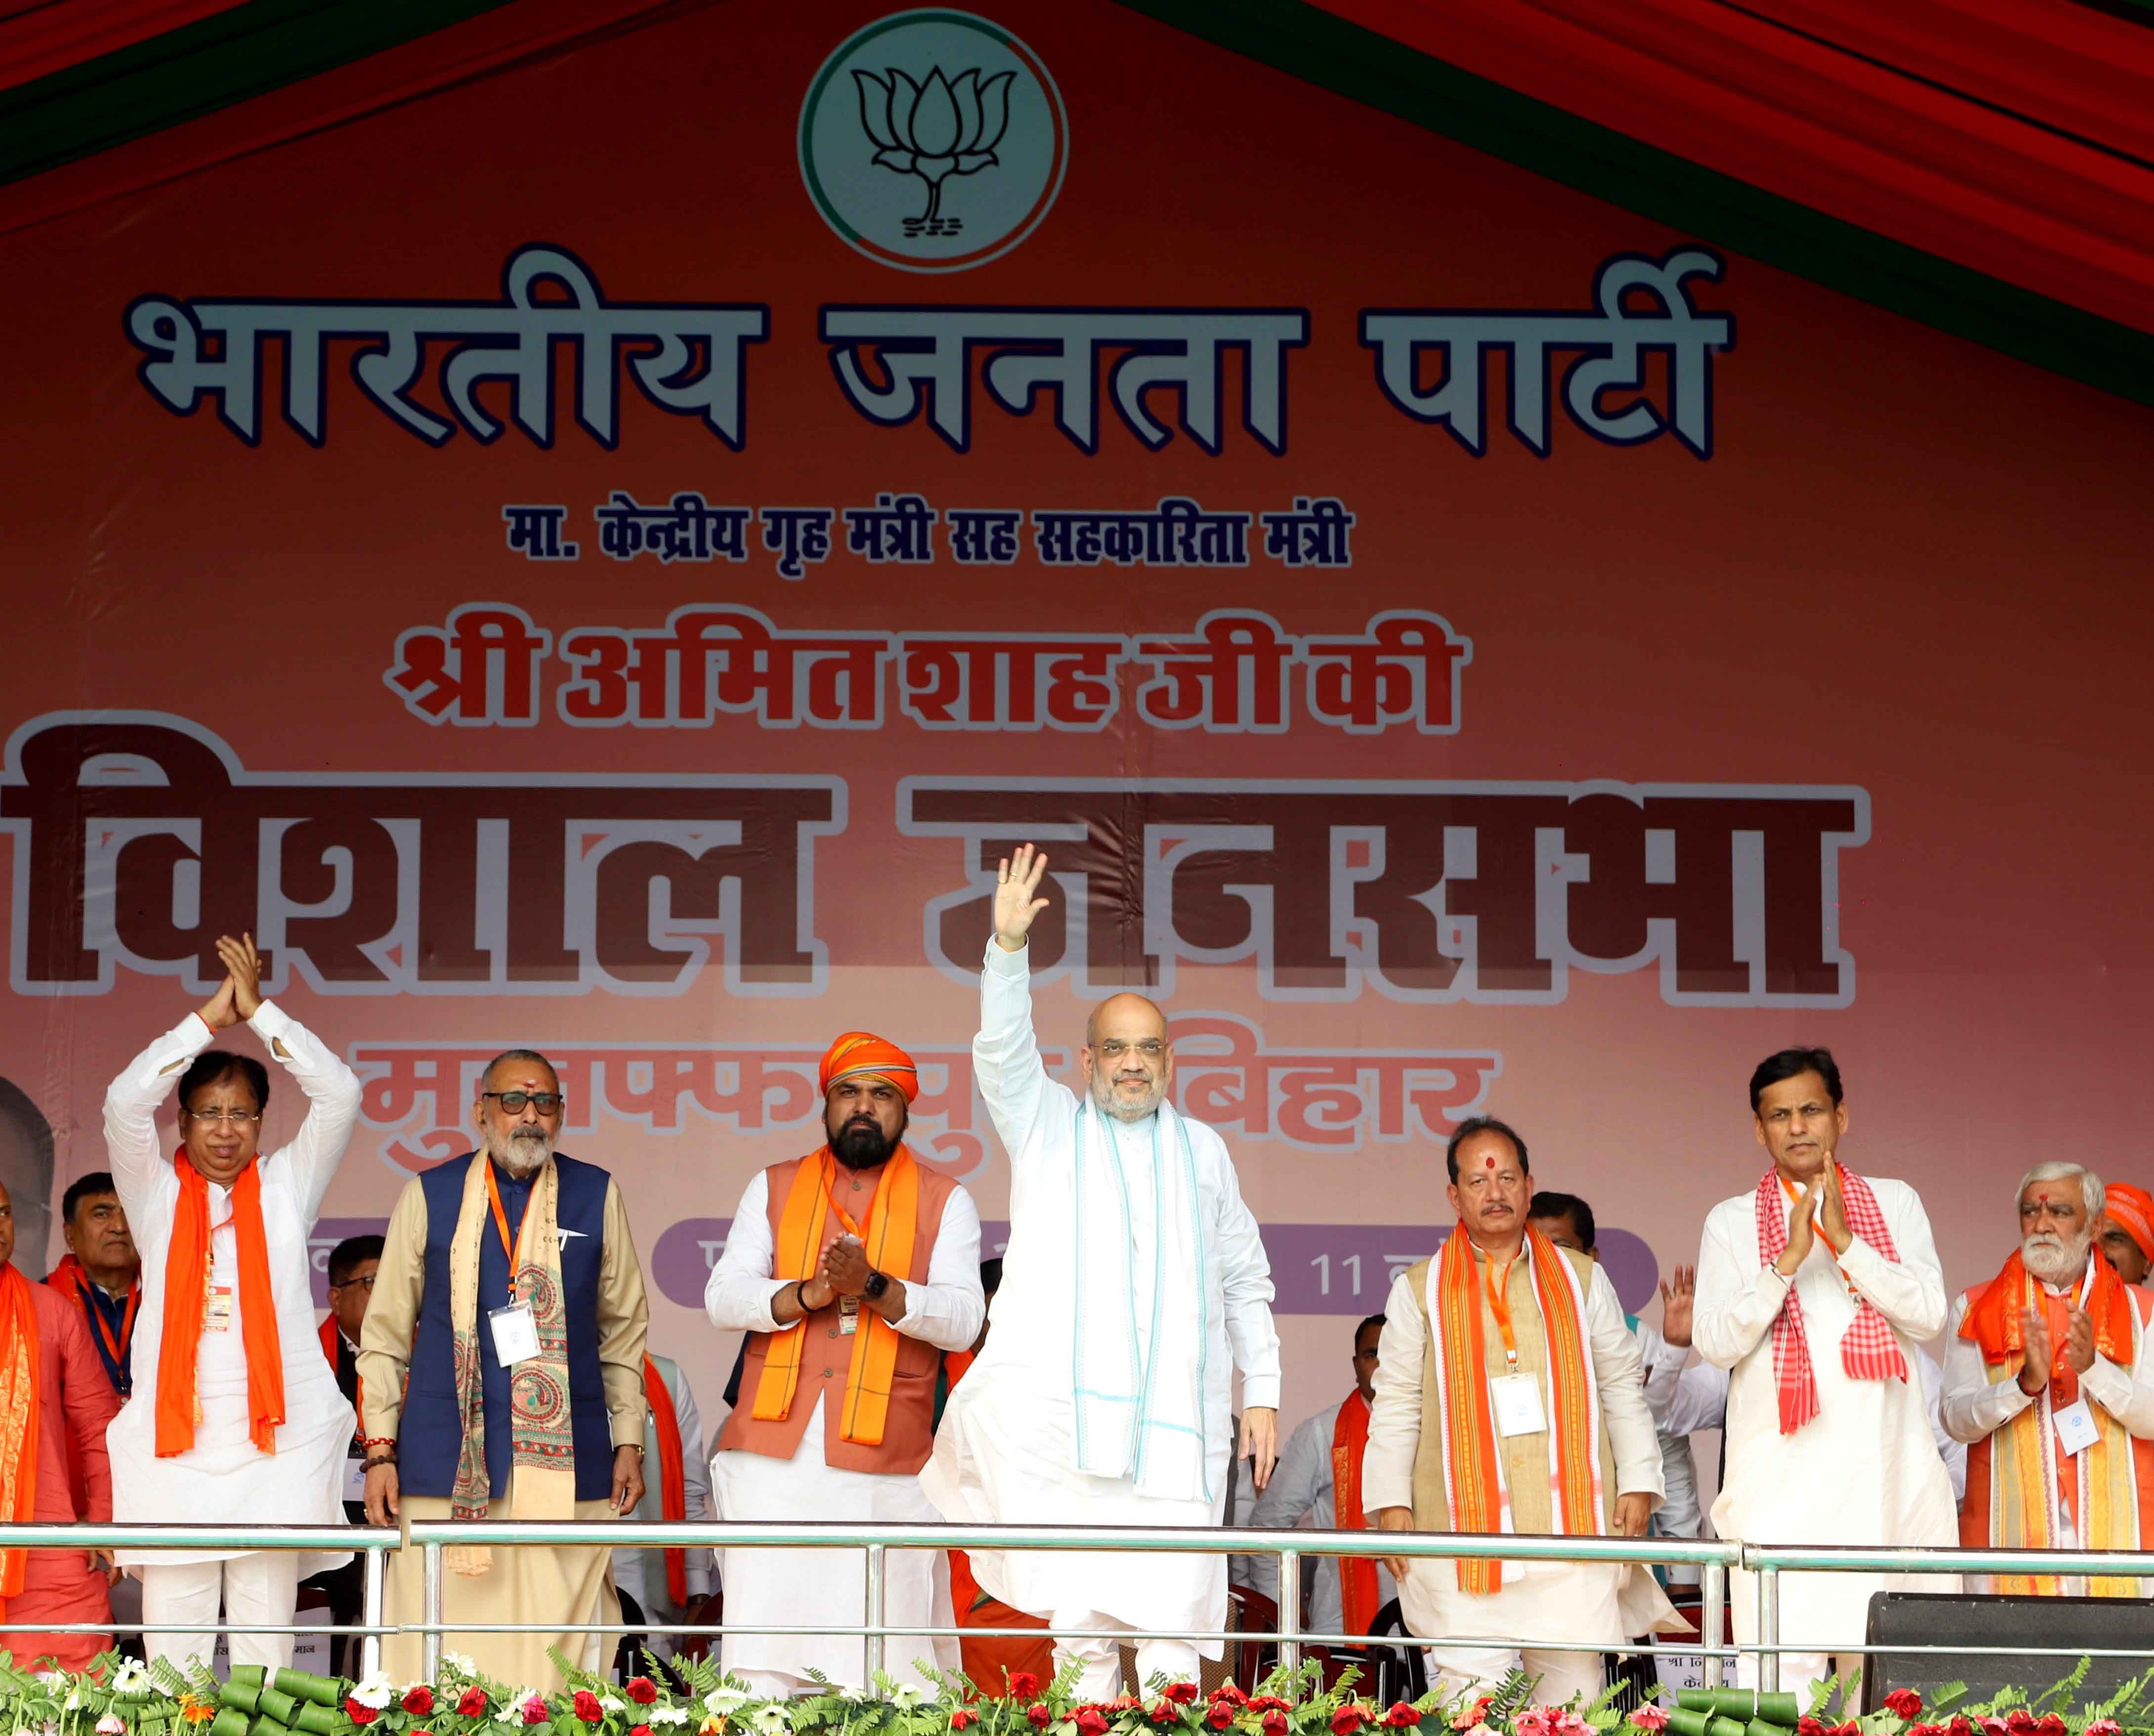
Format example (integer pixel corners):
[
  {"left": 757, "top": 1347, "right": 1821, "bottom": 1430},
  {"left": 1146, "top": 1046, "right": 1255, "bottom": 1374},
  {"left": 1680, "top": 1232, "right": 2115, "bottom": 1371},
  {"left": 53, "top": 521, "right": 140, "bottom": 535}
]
[
  {"left": 2105, "top": 1182, "right": 2154, "bottom": 1263},
  {"left": 819, "top": 1032, "right": 919, "bottom": 1102}
]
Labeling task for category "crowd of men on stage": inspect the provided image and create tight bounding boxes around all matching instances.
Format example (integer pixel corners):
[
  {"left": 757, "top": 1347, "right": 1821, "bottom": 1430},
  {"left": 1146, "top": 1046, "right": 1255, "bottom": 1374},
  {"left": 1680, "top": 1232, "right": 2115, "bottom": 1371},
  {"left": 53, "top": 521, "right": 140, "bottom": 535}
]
[{"left": 3, "top": 844, "right": 2152, "bottom": 1708}]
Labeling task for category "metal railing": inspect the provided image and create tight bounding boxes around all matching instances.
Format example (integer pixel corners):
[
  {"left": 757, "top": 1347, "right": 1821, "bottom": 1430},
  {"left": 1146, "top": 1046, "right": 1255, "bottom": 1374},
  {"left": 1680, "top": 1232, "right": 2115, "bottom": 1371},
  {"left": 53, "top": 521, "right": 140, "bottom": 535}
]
[{"left": 6, "top": 1522, "right": 2154, "bottom": 1699}]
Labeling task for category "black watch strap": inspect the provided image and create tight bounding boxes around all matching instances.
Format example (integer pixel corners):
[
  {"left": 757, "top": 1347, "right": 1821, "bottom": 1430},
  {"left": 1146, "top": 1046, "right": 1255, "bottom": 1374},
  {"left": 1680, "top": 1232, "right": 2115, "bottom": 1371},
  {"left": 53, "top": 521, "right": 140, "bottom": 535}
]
[{"left": 863, "top": 1269, "right": 890, "bottom": 1301}]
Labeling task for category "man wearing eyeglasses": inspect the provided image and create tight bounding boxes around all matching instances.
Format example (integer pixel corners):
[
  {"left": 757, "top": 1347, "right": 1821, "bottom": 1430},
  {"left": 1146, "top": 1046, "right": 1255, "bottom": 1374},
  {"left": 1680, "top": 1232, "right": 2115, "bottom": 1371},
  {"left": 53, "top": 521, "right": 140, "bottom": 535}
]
[
  {"left": 921, "top": 844, "right": 1281, "bottom": 1698},
  {"left": 101, "top": 932, "right": 364, "bottom": 1671},
  {"left": 358, "top": 1050, "right": 650, "bottom": 1688}
]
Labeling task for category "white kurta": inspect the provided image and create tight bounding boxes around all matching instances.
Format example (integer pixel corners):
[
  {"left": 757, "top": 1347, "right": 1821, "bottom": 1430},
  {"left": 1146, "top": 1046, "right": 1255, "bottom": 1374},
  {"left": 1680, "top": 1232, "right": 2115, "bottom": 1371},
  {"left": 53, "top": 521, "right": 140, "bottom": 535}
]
[
  {"left": 1693, "top": 1176, "right": 1958, "bottom": 1655},
  {"left": 920, "top": 940, "right": 1282, "bottom": 1657},
  {"left": 614, "top": 1351, "right": 717, "bottom": 1644},
  {"left": 1363, "top": 1249, "right": 1667, "bottom": 1652},
  {"left": 1939, "top": 1267, "right": 2154, "bottom": 1592},
  {"left": 704, "top": 1168, "right": 984, "bottom": 1692},
  {"left": 1237, "top": 1394, "right": 1396, "bottom": 1639},
  {"left": 1633, "top": 1318, "right": 1706, "bottom": 1581},
  {"left": 101, "top": 1003, "right": 361, "bottom": 1570}
]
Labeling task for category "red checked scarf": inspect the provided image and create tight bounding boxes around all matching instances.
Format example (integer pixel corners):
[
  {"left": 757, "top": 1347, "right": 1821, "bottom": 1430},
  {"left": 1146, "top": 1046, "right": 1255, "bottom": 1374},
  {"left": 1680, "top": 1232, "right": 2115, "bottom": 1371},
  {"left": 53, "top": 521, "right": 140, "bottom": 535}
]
[{"left": 1755, "top": 1162, "right": 1907, "bottom": 1434}]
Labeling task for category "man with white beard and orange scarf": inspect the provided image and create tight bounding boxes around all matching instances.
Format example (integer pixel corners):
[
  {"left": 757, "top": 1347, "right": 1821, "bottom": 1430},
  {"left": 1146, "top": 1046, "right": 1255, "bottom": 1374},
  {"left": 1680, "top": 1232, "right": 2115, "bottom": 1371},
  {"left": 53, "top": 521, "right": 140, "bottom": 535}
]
[
  {"left": 1942, "top": 1162, "right": 2154, "bottom": 1594},
  {"left": 101, "top": 933, "right": 362, "bottom": 1669}
]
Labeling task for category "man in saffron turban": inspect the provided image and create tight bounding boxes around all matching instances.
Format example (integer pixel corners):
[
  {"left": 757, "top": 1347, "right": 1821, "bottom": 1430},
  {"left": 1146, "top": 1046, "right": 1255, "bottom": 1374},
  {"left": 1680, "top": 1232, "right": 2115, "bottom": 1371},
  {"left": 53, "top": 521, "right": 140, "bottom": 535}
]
[
  {"left": 706, "top": 1031, "right": 984, "bottom": 1695},
  {"left": 2100, "top": 1181, "right": 2154, "bottom": 1287}
]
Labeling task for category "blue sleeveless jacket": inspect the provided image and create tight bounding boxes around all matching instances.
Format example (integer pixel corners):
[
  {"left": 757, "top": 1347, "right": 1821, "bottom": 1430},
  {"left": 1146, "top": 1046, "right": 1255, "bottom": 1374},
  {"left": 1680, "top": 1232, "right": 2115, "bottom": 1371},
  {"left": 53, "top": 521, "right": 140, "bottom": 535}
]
[{"left": 398, "top": 1151, "right": 616, "bottom": 1503}]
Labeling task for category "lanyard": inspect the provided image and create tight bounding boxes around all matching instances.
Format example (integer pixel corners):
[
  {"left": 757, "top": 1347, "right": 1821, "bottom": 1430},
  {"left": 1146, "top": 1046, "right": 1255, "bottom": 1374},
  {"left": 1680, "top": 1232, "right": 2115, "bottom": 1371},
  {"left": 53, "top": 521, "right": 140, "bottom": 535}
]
[
  {"left": 484, "top": 1162, "right": 537, "bottom": 1302},
  {"left": 1484, "top": 1251, "right": 1523, "bottom": 1369},
  {"left": 818, "top": 1153, "right": 882, "bottom": 1244},
  {"left": 79, "top": 1274, "right": 138, "bottom": 1368},
  {"left": 2023, "top": 1258, "right": 2098, "bottom": 1377}
]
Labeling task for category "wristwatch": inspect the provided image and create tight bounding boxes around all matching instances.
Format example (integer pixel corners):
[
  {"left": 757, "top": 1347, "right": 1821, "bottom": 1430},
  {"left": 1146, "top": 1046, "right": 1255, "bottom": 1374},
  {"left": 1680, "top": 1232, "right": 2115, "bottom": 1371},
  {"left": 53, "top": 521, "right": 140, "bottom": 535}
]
[{"left": 862, "top": 1269, "right": 890, "bottom": 1302}]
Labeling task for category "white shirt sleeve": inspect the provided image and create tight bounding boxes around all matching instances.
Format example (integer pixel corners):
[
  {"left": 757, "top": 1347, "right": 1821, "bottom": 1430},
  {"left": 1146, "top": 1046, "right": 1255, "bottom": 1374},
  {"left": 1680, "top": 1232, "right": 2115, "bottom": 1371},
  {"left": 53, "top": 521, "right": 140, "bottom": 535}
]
[
  {"left": 1939, "top": 1291, "right": 2028, "bottom": 1443},
  {"left": 1633, "top": 1317, "right": 1688, "bottom": 1421},
  {"left": 1837, "top": 1183, "right": 1948, "bottom": 1343},
  {"left": 1212, "top": 1144, "right": 1281, "bottom": 1410},
  {"left": 1694, "top": 1196, "right": 1793, "bottom": 1371},
  {"left": 1362, "top": 1271, "right": 1425, "bottom": 1515},
  {"left": 974, "top": 939, "right": 1076, "bottom": 1165},
  {"left": 101, "top": 1011, "right": 216, "bottom": 1220},
  {"left": 1916, "top": 1349, "right": 1967, "bottom": 1505},
  {"left": 705, "top": 1172, "right": 785, "bottom": 1331},
  {"left": 1587, "top": 1260, "right": 1664, "bottom": 1503},
  {"left": 671, "top": 1366, "right": 718, "bottom": 1595},
  {"left": 248, "top": 1000, "right": 363, "bottom": 1225},
  {"left": 890, "top": 1184, "right": 986, "bottom": 1353},
  {"left": 1660, "top": 1359, "right": 1729, "bottom": 1437},
  {"left": 1241, "top": 1405, "right": 1335, "bottom": 1601}
]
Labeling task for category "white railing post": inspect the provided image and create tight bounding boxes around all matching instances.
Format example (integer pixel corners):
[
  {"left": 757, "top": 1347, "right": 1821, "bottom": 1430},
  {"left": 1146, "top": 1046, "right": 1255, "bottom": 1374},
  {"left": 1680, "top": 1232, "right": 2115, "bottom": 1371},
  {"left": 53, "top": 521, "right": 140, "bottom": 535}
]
[
  {"left": 1757, "top": 1563, "right": 1780, "bottom": 1693},
  {"left": 423, "top": 1538, "right": 444, "bottom": 1679},
  {"left": 1277, "top": 1547, "right": 1300, "bottom": 1687},
  {"left": 362, "top": 1541, "right": 387, "bottom": 1679},
  {"left": 1701, "top": 1560, "right": 1725, "bottom": 1690},
  {"left": 864, "top": 1541, "right": 887, "bottom": 1686}
]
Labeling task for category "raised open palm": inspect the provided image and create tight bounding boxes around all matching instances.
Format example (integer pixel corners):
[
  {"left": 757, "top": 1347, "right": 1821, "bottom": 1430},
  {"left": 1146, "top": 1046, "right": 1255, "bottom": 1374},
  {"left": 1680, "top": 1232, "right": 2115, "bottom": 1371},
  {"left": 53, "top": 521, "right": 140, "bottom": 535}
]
[{"left": 991, "top": 844, "right": 1052, "bottom": 951}]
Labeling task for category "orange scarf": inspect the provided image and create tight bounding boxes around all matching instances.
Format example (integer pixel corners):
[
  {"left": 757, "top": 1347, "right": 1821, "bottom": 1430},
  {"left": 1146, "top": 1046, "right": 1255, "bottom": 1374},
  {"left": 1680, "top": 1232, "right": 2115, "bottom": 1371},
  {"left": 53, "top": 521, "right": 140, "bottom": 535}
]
[
  {"left": 752, "top": 1147, "right": 920, "bottom": 1446},
  {"left": 0, "top": 1263, "right": 41, "bottom": 1610},
  {"left": 1960, "top": 1248, "right": 2135, "bottom": 1386},
  {"left": 156, "top": 1157, "right": 284, "bottom": 1457},
  {"left": 1435, "top": 1225, "right": 1600, "bottom": 1593},
  {"left": 642, "top": 1354, "right": 689, "bottom": 1607},
  {"left": 1332, "top": 1388, "right": 1379, "bottom": 1636}
]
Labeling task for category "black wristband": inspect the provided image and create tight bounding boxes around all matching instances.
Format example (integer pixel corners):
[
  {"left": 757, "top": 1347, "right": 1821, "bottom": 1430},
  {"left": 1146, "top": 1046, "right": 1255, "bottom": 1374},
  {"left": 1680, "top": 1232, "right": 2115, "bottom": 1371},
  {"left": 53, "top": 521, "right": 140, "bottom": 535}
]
[{"left": 863, "top": 1269, "right": 890, "bottom": 1302}]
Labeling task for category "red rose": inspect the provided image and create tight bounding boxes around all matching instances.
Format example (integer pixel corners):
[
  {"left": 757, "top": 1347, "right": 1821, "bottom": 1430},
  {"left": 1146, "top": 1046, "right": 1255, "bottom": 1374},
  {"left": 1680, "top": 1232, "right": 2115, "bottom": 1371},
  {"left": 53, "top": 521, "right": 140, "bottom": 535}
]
[
  {"left": 523, "top": 1703, "right": 550, "bottom": 1728},
  {"left": 1262, "top": 1716, "right": 1290, "bottom": 1736},
  {"left": 404, "top": 1689, "right": 437, "bottom": 1716},
  {"left": 1333, "top": 1709, "right": 1374, "bottom": 1736},
  {"left": 2005, "top": 1714, "right": 2037, "bottom": 1735},
  {"left": 1209, "top": 1708, "right": 1235, "bottom": 1730},
  {"left": 458, "top": 1690, "right": 490, "bottom": 1718},
  {"left": 1909, "top": 1725, "right": 1944, "bottom": 1736},
  {"left": 1249, "top": 1702, "right": 1291, "bottom": 1718},
  {"left": 1167, "top": 1687, "right": 1202, "bottom": 1707},
  {"left": 1009, "top": 1676, "right": 1042, "bottom": 1702},
  {"left": 2035, "top": 1720, "right": 2066, "bottom": 1736},
  {"left": 1032, "top": 1709, "right": 1054, "bottom": 1729},
  {"left": 1885, "top": 1692, "right": 1923, "bottom": 1721},
  {"left": 1075, "top": 1713, "right": 1110, "bottom": 1736},
  {"left": 1799, "top": 1722, "right": 1826, "bottom": 1736},
  {"left": 1946, "top": 1721, "right": 1974, "bottom": 1736},
  {"left": 1149, "top": 1705, "right": 1179, "bottom": 1726},
  {"left": 1212, "top": 1688, "right": 1249, "bottom": 1709},
  {"left": 951, "top": 1716, "right": 979, "bottom": 1733},
  {"left": 632, "top": 1728, "right": 651, "bottom": 1736},
  {"left": 626, "top": 1680, "right": 659, "bottom": 1707},
  {"left": 347, "top": 1704, "right": 379, "bottom": 1728},
  {"left": 1384, "top": 1710, "right": 1421, "bottom": 1730},
  {"left": 1831, "top": 1724, "right": 1861, "bottom": 1736},
  {"left": 574, "top": 1692, "right": 604, "bottom": 1724}
]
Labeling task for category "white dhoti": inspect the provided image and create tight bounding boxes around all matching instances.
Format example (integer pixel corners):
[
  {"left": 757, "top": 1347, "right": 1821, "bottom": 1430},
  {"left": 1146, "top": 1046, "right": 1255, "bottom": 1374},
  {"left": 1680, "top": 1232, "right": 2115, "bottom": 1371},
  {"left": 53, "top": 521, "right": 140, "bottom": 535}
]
[
  {"left": 923, "top": 1380, "right": 1219, "bottom": 1694},
  {"left": 1400, "top": 1558, "right": 1622, "bottom": 1705},
  {"left": 712, "top": 1396, "right": 957, "bottom": 1695}
]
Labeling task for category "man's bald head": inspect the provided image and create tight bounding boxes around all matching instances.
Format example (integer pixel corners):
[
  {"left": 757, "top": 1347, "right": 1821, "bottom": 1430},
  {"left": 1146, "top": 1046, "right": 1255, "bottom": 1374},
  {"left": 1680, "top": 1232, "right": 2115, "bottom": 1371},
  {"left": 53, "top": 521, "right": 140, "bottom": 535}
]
[{"left": 1080, "top": 993, "right": 1173, "bottom": 1124}]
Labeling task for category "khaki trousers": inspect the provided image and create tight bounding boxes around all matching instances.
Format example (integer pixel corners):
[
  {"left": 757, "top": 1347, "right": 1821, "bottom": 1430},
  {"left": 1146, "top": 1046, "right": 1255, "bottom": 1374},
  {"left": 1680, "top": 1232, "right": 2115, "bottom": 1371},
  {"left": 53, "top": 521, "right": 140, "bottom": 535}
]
[{"left": 385, "top": 1495, "right": 619, "bottom": 1689}]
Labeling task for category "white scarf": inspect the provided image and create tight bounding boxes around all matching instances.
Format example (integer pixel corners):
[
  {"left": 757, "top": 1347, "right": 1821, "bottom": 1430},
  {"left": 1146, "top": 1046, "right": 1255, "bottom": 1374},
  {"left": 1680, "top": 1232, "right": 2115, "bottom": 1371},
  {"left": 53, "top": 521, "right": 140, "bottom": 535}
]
[{"left": 1069, "top": 1098, "right": 1209, "bottom": 1502}]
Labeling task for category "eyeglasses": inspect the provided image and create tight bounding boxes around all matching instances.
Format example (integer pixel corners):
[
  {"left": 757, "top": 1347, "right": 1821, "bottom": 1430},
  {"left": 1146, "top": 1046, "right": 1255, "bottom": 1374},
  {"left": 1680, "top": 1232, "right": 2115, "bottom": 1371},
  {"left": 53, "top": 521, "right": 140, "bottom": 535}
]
[
  {"left": 330, "top": 1273, "right": 377, "bottom": 1292},
  {"left": 484, "top": 1090, "right": 564, "bottom": 1115},
  {"left": 1094, "top": 1040, "right": 1164, "bottom": 1059},
  {"left": 184, "top": 1108, "right": 261, "bottom": 1126}
]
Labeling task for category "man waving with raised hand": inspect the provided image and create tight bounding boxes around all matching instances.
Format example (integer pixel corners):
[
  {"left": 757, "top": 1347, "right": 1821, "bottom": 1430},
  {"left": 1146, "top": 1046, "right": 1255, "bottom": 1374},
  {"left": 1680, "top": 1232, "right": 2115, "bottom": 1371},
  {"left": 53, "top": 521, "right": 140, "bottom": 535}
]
[{"left": 922, "top": 843, "right": 1282, "bottom": 1698}]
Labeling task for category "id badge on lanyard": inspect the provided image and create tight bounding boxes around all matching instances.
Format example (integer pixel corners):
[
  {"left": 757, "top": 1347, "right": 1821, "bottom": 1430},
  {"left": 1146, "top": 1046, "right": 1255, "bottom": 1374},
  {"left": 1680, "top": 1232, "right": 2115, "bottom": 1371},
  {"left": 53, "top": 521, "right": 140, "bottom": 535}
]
[
  {"left": 2042, "top": 1261, "right": 2102, "bottom": 1456},
  {"left": 485, "top": 1164, "right": 542, "bottom": 1365},
  {"left": 1485, "top": 1251, "right": 1548, "bottom": 1436}
]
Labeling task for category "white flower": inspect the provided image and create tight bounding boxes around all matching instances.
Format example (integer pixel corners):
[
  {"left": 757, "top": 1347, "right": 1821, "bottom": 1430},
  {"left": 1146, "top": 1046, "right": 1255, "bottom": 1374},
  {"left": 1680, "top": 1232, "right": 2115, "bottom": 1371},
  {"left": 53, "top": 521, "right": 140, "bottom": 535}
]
[
  {"left": 61, "top": 1693, "right": 82, "bottom": 1714},
  {"left": 97, "top": 1718, "right": 127, "bottom": 1736},
  {"left": 494, "top": 1707, "right": 522, "bottom": 1725},
  {"left": 601, "top": 1700, "right": 625, "bottom": 1717},
  {"left": 703, "top": 1691, "right": 751, "bottom": 1717},
  {"left": 34, "top": 1675, "right": 63, "bottom": 1691},
  {"left": 890, "top": 1686, "right": 926, "bottom": 1710},
  {"left": 649, "top": 1711, "right": 691, "bottom": 1727},
  {"left": 111, "top": 1661, "right": 149, "bottom": 1693},
  {"left": 749, "top": 1708, "right": 790, "bottom": 1736},
  {"left": 442, "top": 1652, "right": 479, "bottom": 1676},
  {"left": 351, "top": 1673, "right": 396, "bottom": 1712}
]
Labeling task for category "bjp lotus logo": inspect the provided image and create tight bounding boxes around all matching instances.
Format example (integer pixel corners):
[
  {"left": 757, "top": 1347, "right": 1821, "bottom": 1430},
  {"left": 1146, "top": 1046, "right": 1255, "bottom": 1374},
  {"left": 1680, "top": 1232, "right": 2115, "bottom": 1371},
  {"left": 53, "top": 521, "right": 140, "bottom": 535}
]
[
  {"left": 853, "top": 66, "right": 1015, "bottom": 235},
  {"left": 800, "top": 12, "right": 1068, "bottom": 273}
]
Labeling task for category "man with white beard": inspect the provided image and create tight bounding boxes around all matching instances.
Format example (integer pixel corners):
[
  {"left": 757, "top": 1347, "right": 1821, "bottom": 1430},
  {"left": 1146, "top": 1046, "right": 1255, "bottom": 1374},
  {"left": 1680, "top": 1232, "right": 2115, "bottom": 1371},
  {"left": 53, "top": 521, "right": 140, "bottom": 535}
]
[
  {"left": 1942, "top": 1162, "right": 2154, "bottom": 1594},
  {"left": 360, "top": 1049, "right": 650, "bottom": 1685},
  {"left": 922, "top": 844, "right": 1282, "bottom": 1696}
]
